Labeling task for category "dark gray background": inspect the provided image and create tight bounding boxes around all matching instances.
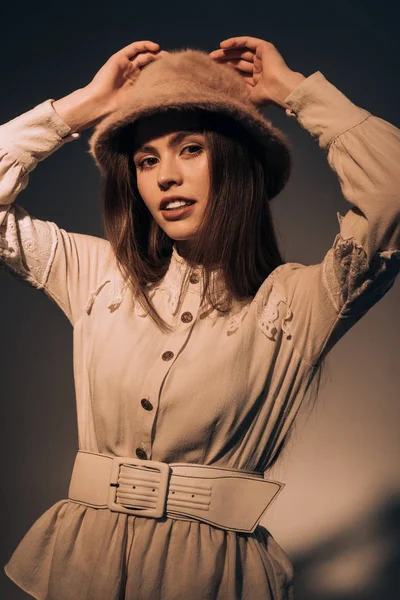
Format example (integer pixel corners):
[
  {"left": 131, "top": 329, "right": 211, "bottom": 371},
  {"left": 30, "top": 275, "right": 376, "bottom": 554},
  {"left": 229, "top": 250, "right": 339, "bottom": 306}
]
[{"left": 1, "top": 1, "right": 399, "bottom": 598}]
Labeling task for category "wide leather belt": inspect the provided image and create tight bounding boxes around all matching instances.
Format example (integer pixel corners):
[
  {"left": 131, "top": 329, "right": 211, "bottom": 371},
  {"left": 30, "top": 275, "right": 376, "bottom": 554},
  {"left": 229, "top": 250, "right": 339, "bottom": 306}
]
[{"left": 68, "top": 451, "right": 285, "bottom": 534}]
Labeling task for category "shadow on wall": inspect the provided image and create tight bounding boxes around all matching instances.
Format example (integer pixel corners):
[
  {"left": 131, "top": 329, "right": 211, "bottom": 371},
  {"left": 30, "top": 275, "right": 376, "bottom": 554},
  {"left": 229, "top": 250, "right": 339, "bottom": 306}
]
[{"left": 291, "top": 492, "right": 400, "bottom": 600}]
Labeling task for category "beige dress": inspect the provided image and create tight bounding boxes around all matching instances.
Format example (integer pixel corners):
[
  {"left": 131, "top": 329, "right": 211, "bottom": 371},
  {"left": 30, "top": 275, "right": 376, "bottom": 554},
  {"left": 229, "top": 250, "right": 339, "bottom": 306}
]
[{"left": 1, "top": 71, "right": 399, "bottom": 600}]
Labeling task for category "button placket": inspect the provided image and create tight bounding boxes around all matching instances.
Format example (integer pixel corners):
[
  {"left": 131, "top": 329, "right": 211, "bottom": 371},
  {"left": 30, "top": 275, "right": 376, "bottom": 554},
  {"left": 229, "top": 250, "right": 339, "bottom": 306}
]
[
  {"left": 141, "top": 398, "right": 153, "bottom": 411},
  {"left": 135, "top": 401, "right": 154, "bottom": 460},
  {"left": 176, "top": 285, "right": 202, "bottom": 329},
  {"left": 133, "top": 290, "right": 202, "bottom": 460},
  {"left": 135, "top": 447, "right": 148, "bottom": 460},
  {"left": 181, "top": 311, "right": 193, "bottom": 323},
  {"left": 189, "top": 272, "right": 200, "bottom": 285}
]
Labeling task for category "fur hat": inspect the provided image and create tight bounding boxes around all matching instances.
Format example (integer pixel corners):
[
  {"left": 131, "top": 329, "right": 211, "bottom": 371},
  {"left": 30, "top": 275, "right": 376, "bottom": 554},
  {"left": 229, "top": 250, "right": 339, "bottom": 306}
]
[{"left": 88, "top": 48, "right": 292, "bottom": 200}]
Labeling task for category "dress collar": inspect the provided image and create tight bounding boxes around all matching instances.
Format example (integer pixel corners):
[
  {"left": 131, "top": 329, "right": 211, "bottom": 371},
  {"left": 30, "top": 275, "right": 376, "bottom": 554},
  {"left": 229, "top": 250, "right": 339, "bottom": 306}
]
[
  {"left": 84, "top": 242, "right": 225, "bottom": 316},
  {"left": 171, "top": 243, "right": 186, "bottom": 266},
  {"left": 169, "top": 243, "right": 226, "bottom": 291},
  {"left": 170, "top": 243, "right": 204, "bottom": 271}
]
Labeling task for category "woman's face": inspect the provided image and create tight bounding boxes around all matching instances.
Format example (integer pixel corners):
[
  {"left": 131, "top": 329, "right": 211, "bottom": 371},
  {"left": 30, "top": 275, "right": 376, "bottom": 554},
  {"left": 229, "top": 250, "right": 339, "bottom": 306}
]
[{"left": 132, "top": 112, "right": 210, "bottom": 257}]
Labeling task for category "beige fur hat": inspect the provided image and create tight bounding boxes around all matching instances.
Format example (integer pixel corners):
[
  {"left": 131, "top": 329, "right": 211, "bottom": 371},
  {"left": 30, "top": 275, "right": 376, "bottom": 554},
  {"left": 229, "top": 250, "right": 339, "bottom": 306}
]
[{"left": 88, "top": 48, "right": 292, "bottom": 200}]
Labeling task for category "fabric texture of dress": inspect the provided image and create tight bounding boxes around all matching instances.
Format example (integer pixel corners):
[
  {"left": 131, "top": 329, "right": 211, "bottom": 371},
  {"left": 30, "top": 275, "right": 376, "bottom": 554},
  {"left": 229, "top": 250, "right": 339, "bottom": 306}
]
[{"left": 1, "top": 71, "right": 400, "bottom": 599}]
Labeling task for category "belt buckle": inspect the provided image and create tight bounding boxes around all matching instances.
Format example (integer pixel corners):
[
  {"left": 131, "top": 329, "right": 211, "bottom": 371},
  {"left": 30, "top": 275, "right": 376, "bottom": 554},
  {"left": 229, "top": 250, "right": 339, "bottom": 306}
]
[{"left": 107, "top": 456, "right": 170, "bottom": 518}]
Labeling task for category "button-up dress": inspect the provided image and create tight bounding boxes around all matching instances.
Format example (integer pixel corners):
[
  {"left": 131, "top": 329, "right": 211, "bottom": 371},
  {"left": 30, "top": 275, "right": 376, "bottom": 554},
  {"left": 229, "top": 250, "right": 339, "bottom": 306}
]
[{"left": 1, "top": 71, "right": 399, "bottom": 600}]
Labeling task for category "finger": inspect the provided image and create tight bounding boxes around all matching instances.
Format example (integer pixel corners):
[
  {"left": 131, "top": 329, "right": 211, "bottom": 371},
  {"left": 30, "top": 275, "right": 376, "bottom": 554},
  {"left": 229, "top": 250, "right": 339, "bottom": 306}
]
[
  {"left": 212, "top": 58, "right": 254, "bottom": 74},
  {"left": 208, "top": 48, "right": 255, "bottom": 62},
  {"left": 129, "top": 50, "right": 167, "bottom": 73},
  {"left": 219, "top": 36, "right": 270, "bottom": 51},
  {"left": 211, "top": 59, "right": 256, "bottom": 85},
  {"left": 119, "top": 40, "right": 160, "bottom": 58},
  {"left": 131, "top": 52, "right": 158, "bottom": 70}
]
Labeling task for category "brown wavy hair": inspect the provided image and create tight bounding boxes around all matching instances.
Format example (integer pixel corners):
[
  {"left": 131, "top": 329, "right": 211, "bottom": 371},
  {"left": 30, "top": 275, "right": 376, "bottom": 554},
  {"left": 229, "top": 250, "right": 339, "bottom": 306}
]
[{"left": 97, "top": 108, "right": 328, "bottom": 464}]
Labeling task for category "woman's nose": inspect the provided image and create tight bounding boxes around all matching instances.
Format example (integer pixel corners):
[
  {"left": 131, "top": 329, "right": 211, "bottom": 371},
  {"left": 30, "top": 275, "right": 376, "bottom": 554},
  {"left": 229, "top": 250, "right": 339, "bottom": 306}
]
[{"left": 157, "top": 159, "right": 183, "bottom": 188}]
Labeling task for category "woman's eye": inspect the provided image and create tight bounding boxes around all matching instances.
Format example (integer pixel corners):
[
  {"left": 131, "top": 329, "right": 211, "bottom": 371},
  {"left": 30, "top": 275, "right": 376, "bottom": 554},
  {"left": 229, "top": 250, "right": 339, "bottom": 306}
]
[
  {"left": 138, "top": 157, "right": 157, "bottom": 169},
  {"left": 185, "top": 144, "right": 202, "bottom": 154},
  {"left": 137, "top": 145, "right": 202, "bottom": 170}
]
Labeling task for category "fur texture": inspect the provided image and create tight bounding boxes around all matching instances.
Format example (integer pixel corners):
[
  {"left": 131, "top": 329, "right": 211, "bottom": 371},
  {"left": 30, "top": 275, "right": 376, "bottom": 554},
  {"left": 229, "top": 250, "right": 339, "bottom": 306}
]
[{"left": 88, "top": 48, "right": 293, "bottom": 200}]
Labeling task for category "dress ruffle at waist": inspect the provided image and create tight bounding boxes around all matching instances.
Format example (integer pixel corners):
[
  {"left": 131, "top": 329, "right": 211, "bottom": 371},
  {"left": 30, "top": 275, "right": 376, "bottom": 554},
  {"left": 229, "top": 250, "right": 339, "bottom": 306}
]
[{"left": 4, "top": 499, "right": 294, "bottom": 600}]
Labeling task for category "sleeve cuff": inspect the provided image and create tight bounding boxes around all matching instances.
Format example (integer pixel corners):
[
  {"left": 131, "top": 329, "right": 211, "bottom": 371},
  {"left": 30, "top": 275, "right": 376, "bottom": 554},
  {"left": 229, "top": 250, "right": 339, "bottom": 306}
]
[
  {"left": 0, "top": 99, "right": 81, "bottom": 172},
  {"left": 283, "top": 71, "right": 372, "bottom": 149}
]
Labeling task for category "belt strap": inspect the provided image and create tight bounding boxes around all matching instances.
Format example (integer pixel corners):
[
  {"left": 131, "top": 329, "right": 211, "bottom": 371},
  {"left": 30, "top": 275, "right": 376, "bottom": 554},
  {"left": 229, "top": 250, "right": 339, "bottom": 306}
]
[{"left": 68, "top": 451, "right": 284, "bottom": 534}]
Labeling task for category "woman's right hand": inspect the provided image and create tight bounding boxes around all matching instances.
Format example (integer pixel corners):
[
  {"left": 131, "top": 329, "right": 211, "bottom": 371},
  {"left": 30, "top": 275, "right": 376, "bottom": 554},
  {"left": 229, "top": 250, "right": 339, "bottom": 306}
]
[
  {"left": 86, "top": 40, "right": 168, "bottom": 114},
  {"left": 52, "top": 40, "right": 168, "bottom": 133}
]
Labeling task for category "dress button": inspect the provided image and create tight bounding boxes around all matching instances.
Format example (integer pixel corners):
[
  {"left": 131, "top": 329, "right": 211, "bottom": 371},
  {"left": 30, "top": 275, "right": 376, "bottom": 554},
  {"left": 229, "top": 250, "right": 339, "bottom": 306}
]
[
  {"left": 141, "top": 398, "right": 153, "bottom": 411},
  {"left": 181, "top": 311, "right": 193, "bottom": 323},
  {"left": 162, "top": 351, "right": 174, "bottom": 361},
  {"left": 136, "top": 448, "right": 147, "bottom": 460},
  {"left": 189, "top": 273, "right": 200, "bottom": 284}
]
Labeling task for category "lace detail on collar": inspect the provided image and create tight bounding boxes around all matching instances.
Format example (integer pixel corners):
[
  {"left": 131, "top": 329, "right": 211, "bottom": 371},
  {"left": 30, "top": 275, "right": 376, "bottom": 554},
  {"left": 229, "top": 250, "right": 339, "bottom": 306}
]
[
  {"left": 84, "top": 244, "right": 254, "bottom": 335},
  {"left": 83, "top": 244, "right": 194, "bottom": 317},
  {"left": 84, "top": 262, "right": 130, "bottom": 315},
  {"left": 149, "top": 245, "right": 199, "bottom": 315}
]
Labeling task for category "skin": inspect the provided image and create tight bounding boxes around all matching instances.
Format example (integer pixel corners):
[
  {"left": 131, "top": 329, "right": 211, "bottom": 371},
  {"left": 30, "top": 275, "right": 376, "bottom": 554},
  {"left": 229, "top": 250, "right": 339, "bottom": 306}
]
[
  {"left": 208, "top": 36, "right": 306, "bottom": 109},
  {"left": 132, "top": 111, "right": 211, "bottom": 260},
  {"left": 61, "top": 35, "right": 305, "bottom": 264},
  {"left": 129, "top": 37, "right": 304, "bottom": 262}
]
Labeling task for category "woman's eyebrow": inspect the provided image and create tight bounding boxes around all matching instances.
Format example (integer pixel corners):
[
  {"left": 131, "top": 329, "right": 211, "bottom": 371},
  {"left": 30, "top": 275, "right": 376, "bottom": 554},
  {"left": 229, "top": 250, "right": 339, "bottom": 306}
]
[{"left": 134, "top": 130, "right": 203, "bottom": 156}]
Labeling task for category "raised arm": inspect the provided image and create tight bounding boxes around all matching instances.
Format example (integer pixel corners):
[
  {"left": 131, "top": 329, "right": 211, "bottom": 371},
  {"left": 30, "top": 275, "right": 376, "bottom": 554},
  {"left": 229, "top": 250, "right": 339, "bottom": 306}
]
[
  {"left": 209, "top": 36, "right": 400, "bottom": 365},
  {"left": 262, "top": 72, "right": 399, "bottom": 365},
  {"left": 0, "top": 40, "right": 166, "bottom": 325}
]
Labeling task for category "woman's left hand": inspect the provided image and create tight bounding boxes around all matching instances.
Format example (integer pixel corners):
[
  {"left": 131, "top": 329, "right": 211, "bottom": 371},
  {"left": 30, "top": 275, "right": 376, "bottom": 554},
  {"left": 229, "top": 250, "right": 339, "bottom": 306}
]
[{"left": 208, "top": 36, "right": 306, "bottom": 109}]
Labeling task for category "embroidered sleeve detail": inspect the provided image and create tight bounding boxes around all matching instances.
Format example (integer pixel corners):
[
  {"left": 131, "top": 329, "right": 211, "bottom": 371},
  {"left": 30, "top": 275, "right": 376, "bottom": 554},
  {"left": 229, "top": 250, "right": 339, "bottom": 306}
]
[
  {"left": 281, "top": 304, "right": 294, "bottom": 338},
  {"left": 322, "top": 230, "right": 400, "bottom": 317},
  {"left": 0, "top": 204, "right": 58, "bottom": 289},
  {"left": 84, "top": 259, "right": 185, "bottom": 319},
  {"left": 84, "top": 280, "right": 111, "bottom": 315},
  {"left": 253, "top": 264, "right": 294, "bottom": 341},
  {"left": 84, "top": 262, "right": 130, "bottom": 316},
  {"left": 256, "top": 284, "right": 293, "bottom": 342},
  {"left": 106, "top": 277, "right": 129, "bottom": 313},
  {"left": 84, "top": 278, "right": 131, "bottom": 315}
]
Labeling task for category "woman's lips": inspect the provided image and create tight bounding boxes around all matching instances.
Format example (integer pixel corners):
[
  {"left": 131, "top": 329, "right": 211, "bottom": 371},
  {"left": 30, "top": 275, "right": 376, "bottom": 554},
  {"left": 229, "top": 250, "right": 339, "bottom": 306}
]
[{"left": 161, "top": 203, "right": 196, "bottom": 221}]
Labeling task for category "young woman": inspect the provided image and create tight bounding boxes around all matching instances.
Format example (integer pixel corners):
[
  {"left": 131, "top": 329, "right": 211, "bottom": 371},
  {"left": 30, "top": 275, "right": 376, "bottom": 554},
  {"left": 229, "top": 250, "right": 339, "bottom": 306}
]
[{"left": 1, "top": 37, "right": 399, "bottom": 599}]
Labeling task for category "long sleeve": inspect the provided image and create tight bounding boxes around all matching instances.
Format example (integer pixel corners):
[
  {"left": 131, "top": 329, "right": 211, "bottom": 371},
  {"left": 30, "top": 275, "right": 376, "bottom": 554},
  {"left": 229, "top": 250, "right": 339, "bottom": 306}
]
[
  {"left": 256, "top": 71, "right": 400, "bottom": 367},
  {"left": 0, "top": 100, "right": 115, "bottom": 326}
]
